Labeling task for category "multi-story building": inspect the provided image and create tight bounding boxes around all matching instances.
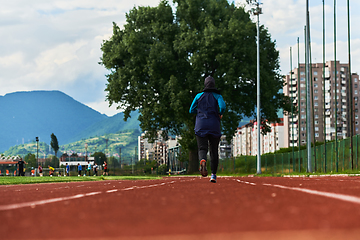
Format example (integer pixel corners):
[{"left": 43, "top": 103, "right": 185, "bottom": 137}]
[
  {"left": 219, "top": 135, "right": 232, "bottom": 159},
  {"left": 283, "top": 61, "right": 360, "bottom": 147},
  {"left": 232, "top": 119, "right": 285, "bottom": 157},
  {"left": 138, "top": 131, "right": 180, "bottom": 165},
  {"left": 233, "top": 121, "right": 254, "bottom": 156}
]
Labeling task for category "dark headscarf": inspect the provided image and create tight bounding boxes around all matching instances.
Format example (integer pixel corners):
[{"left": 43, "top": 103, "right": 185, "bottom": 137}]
[{"left": 203, "top": 76, "right": 220, "bottom": 94}]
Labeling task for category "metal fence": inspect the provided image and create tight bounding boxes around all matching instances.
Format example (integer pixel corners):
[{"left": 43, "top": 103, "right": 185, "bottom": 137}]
[{"left": 219, "top": 135, "right": 360, "bottom": 175}]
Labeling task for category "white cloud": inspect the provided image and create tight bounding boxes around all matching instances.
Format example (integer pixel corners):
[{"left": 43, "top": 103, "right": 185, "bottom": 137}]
[
  {"left": 86, "top": 98, "right": 121, "bottom": 117},
  {"left": 0, "top": 0, "right": 359, "bottom": 117}
]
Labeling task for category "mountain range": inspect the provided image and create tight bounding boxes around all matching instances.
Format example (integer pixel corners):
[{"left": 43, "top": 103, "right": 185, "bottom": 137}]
[{"left": 0, "top": 90, "right": 141, "bottom": 153}]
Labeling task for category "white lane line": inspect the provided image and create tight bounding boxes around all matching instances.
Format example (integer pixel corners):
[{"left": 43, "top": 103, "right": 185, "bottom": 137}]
[
  {"left": 236, "top": 179, "right": 256, "bottom": 186},
  {"left": 0, "top": 181, "right": 176, "bottom": 211},
  {"left": 85, "top": 192, "right": 101, "bottom": 196},
  {"left": 263, "top": 183, "right": 360, "bottom": 205},
  {"left": 0, "top": 193, "right": 88, "bottom": 211},
  {"left": 114, "top": 182, "right": 171, "bottom": 192},
  {"left": 106, "top": 189, "right": 118, "bottom": 193}
]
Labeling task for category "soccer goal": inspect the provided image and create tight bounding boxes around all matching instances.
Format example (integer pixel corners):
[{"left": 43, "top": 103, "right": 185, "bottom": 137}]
[{"left": 39, "top": 168, "right": 66, "bottom": 177}]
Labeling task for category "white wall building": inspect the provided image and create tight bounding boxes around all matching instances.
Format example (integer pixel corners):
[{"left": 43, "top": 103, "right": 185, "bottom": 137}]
[
  {"left": 232, "top": 119, "right": 285, "bottom": 157},
  {"left": 138, "top": 131, "right": 180, "bottom": 165}
]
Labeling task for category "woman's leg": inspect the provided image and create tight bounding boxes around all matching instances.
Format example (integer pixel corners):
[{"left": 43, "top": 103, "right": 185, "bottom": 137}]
[
  {"left": 208, "top": 135, "right": 220, "bottom": 174},
  {"left": 196, "top": 135, "right": 208, "bottom": 161}
]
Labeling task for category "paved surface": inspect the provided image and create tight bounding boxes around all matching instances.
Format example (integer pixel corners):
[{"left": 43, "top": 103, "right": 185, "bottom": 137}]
[{"left": 1, "top": 176, "right": 360, "bottom": 239}]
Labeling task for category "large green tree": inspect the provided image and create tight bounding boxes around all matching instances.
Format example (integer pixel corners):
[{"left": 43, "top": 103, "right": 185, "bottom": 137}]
[
  {"left": 24, "top": 153, "right": 36, "bottom": 168},
  {"left": 100, "top": 0, "right": 291, "bottom": 173},
  {"left": 50, "top": 133, "right": 59, "bottom": 157},
  {"left": 91, "top": 152, "right": 107, "bottom": 165}
]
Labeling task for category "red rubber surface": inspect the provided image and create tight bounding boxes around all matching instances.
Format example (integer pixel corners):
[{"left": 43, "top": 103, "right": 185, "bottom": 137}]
[{"left": 1, "top": 176, "right": 360, "bottom": 239}]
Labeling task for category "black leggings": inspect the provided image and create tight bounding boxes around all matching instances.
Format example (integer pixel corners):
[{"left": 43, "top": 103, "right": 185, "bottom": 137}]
[{"left": 196, "top": 135, "right": 220, "bottom": 174}]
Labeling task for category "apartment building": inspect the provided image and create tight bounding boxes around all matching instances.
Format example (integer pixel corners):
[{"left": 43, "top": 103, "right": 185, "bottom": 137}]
[
  {"left": 232, "top": 119, "right": 285, "bottom": 157},
  {"left": 138, "top": 131, "right": 180, "bottom": 165},
  {"left": 283, "top": 61, "right": 360, "bottom": 147},
  {"left": 219, "top": 135, "right": 232, "bottom": 159}
]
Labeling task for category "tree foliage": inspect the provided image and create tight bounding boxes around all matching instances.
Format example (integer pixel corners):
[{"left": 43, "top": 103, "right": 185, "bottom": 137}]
[
  {"left": 45, "top": 156, "right": 59, "bottom": 168},
  {"left": 24, "top": 153, "right": 36, "bottom": 168},
  {"left": 100, "top": 0, "right": 292, "bottom": 172},
  {"left": 91, "top": 152, "right": 107, "bottom": 165},
  {"left": 50, "top": 133, "right": 59, "bottom": 157}
]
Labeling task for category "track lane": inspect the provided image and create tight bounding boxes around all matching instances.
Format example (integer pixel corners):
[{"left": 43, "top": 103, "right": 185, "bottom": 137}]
[{"left": 1, "top": 176, "right": 360, "bottom": 239}]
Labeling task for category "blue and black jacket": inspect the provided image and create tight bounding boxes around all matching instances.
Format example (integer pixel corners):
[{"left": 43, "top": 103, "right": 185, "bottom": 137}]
[{"left": 189, "top": 91, "right": 226, "bottom": 138}]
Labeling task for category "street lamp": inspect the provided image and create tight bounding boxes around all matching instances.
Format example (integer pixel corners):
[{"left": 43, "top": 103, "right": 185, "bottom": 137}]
[
  {"left": 247, "top": 0, "right": 263, "bottom": 174},
  {"left": 36, "top": 137, "right": 39, "bottom": 167}
]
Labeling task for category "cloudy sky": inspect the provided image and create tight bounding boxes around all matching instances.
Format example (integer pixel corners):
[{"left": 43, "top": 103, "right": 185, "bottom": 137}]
[{"left": 1, "top": 0, "right": 359, "bottom": 116}]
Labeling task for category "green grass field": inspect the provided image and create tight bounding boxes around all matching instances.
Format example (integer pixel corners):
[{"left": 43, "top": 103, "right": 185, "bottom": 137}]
[{"left": 0, "top": 175, "right": 162, "bottom": 185}]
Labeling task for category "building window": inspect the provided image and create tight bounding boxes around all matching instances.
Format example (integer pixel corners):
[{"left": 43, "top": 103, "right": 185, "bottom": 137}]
[
  {"left": 314, "top": 71, "right": 318, "bottom": 75},
  {"left": 301, "top": 115, "right": 306, "bottom": 119},
  {"left": 301, "top": 72, "right": 305, "bottom": 75},
  {"left": 356, "top": 90, "right": 358, "bottom": 95},
  {"left": 314, "top": 102, "right": 318, "bottom": 106},
  {"left": 315, "top": 133, "right": 319, "bottom": 137},
  {"left": 301, "top": 108, "right": 305, "bottom": 112},
  {"left": 315, "top": 120, "right": 319, "bottom": 125},
  {"left": 356, "top": 115, "right": 358, "bottom": 119},
  {"left": 355, "top": 84, "right": 358, "bottom": 88},
  {"left": 355, "top": 78, "right": 358, "bottom": 82},
  {"left": 314, "top": 77, "right": 318, "bottom": 81},
  {"left": 314, "top": 83, "right": 318, "bottom": 88},
  {"left": 301, "top": 77, "right": 305, "bottom": 81},
  {"left": 315, "top": 127, "right": 319, "bottom": 131},
  {"left": 301, "top": 90, "right": 305, "bottom": 94},
  {"left": 315, "top": 115, "right": 319, "bottom": 119},
  {"left": 314, "top": 96, "right": 318, "bottom": 100},
  {"left": 314, "top": 89, "right": 318, "bottom": 94}
]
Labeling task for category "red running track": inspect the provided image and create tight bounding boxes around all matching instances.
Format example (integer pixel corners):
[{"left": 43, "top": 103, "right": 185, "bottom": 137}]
[{"left": 1, "top": 176, "right": 360, "bottom": 239}]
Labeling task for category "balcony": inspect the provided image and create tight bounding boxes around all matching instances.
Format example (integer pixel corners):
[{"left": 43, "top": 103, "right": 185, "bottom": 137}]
[
  {"left": 289, "top": 136, "right": 298, "bottom": 141},
  {"left": 324, "top": 68, "right": 330, "bottom": 78},
  {"left": 289, "top": 115, "right": 298, "bottom": 121}
]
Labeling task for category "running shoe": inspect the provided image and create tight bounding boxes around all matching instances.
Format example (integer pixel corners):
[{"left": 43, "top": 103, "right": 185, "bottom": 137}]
[
  {"left": 210, "top": 173, "right": 217, "bottom": 183},
  {"left": 199, "top": 159, "right": 208, "bottom": 177}
]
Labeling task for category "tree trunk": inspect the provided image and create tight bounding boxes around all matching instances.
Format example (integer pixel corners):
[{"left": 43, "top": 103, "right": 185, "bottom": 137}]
[{"left": 187, "top": 149, "right": 199, "bottom": 174}]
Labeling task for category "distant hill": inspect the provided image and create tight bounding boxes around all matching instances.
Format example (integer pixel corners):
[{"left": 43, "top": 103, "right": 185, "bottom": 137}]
[
  {"left": 0, "top": 91, "right": 141, "bottom": 153},
  {"left": 66, "top": 111, "right": 140, "bottom": 143},
  {"left": 3, "top": 129, "right": 140, "bottom": 164}
]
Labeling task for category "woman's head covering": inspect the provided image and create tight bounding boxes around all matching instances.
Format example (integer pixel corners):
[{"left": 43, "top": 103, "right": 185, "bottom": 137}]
[{"left": 203, "top": 76, "right": 220, "bottom": 93}]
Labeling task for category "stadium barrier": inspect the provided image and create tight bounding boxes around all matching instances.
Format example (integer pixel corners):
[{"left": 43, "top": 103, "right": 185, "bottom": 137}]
[{"left": 219, "top": 134, "right": 360, "bottom": 174}]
